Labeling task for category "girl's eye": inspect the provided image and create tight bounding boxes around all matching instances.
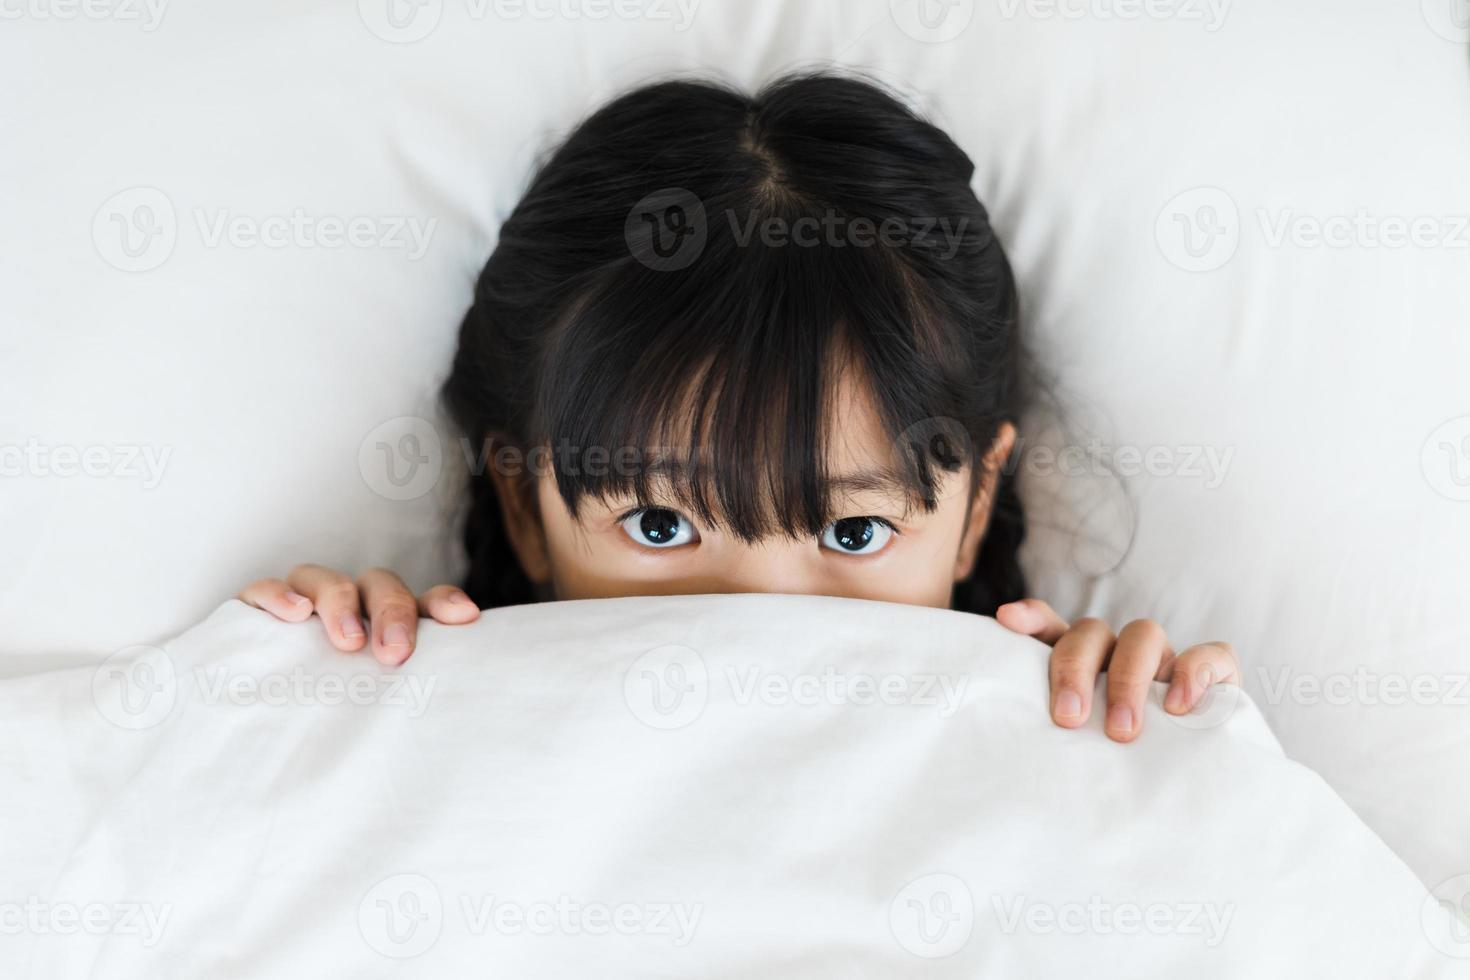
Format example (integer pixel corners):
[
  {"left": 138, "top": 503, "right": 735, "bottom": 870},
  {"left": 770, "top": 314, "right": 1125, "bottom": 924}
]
[
  {"left": 621, "top": 508, "right": 699, "bottom": 549},
  {"left": 819, "top": 517, "right": 895, "bottom": 556}
]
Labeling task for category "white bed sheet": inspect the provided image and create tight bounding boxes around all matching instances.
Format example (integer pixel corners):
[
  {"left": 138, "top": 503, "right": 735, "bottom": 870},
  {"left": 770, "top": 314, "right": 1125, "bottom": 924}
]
[{"left": 1, "top": 594, "right": 1460, "bottom": 977}]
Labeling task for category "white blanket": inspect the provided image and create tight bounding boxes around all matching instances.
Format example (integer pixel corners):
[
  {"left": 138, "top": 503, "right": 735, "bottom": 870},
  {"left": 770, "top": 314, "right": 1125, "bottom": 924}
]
[{"left": 0, "top": 595, "right": 1459, "bottom": 977}]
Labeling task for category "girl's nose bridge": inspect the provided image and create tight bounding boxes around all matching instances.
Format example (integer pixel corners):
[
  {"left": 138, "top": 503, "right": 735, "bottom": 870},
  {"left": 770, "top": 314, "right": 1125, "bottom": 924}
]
[{"left": 714, "top": 535, "right": 814, "bottom": 594}]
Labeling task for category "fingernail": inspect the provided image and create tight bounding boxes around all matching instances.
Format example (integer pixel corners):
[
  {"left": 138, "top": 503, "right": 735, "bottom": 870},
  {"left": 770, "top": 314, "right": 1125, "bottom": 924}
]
[
  {"left": 1054, "top": 689, "right": 1083, "bottom": 722},
  {"left": 340, "top": 613, "right": 365, "bottom": 639},
  {"left": 1106, "top": 703, "right": 1134, "bottom": 734},
  {"left": 1165, "top": 682, "right": 1187, "bottom": 712},
  {"left": 285, "top": 590, "right": 310, "bottom": 608},
  {"left": 384, "top": 623, "right": 411, "bottom": 648},
  {"left": 451, "top": 592, "right": 476, "bottom": 607},
  {"left": 1197, "top": 665, "right": 1215, "bottom": 689}
]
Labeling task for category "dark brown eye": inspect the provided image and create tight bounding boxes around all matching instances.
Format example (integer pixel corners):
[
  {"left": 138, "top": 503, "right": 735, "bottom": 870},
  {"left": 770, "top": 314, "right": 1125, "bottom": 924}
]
[
  {"left": 820, "top": 517, "right": 894, "bottom": 555},
  {"left": 621, "top": 508, "right": 697, "bottom": 549}
]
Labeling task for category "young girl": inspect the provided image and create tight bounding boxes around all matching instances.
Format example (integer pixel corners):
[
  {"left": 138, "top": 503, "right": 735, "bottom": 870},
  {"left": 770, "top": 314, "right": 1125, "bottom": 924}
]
[{"left": 240, "top": 72, "right": 1238, "bottom": 743}]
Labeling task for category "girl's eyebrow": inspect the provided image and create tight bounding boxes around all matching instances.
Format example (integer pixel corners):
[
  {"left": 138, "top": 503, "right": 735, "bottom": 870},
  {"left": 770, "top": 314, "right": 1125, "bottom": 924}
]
[{"left": 823, "top": 468, "right": 913, "bottom": 497}]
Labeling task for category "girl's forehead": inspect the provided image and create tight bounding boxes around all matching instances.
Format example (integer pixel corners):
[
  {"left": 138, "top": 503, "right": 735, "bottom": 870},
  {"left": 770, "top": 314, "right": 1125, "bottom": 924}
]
[
  {"left": 677, "top": 361, "right": 896, "bottom": 472},
  {"left": 632, "top": 353, "right": 892, "bottom": 464},
  {"left": 667, "top": 372, "right": 924, "bottom": 497},
  {"left": 823, "top": 371, "right": 895, "bottom": 470}
]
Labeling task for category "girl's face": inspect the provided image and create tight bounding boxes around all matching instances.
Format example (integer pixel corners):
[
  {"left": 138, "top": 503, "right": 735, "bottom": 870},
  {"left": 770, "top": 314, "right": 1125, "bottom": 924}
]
[{"left": 491, "top": 374, "right": 1016, "bottom": 610}]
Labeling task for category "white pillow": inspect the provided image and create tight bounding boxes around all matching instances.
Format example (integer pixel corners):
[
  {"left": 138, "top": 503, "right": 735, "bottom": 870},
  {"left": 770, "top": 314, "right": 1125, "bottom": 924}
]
[
  {"left": 4, "top": 0, "right": 1464, "bottom": 897},
  {"left": 0, "top": 0, "right": 810, "bottom": 658},
  {"left": 842, "top": 1, "right": 1470, "bottom": 893}
]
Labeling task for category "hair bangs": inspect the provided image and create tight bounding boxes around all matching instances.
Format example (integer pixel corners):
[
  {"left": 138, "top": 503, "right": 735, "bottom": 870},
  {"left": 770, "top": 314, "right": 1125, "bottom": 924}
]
[{"left": 533, "top": 207, "right": 975, "bottom": 541}]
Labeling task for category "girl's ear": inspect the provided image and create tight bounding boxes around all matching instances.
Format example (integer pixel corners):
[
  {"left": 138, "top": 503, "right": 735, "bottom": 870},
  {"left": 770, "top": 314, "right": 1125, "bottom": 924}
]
[
  {"left": 485, "top": 439, "right": 553, "bottom": 586},
  {"left": 954, "top": 421, "right": 1018, "bottom": 582}
]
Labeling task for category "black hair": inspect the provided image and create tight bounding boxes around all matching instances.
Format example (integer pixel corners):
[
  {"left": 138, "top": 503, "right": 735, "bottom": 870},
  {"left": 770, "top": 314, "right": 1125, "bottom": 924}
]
[{"left": 443, "top": 70, "right": 1027, "bottom": 614}]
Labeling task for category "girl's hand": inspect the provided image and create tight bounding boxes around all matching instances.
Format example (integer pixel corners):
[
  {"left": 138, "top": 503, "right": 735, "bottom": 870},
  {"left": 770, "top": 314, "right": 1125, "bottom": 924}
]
[
  {"left": 996, "top": 599, "right": 1240, "bottom": 743},
  {"left": 237, "top": 565, "right": 480, "bottom": 666}
]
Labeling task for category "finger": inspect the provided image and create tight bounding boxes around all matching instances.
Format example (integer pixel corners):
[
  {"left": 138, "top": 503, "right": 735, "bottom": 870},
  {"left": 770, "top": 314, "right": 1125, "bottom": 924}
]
[
  {"left": 418, "top": 585, "right": 481, "bottom": 625},
  {"left": 286, "top": 564, "right": 367, "bottom": 653},
  {"left": 996, "top": 598, "right": 1070, "bottom": 646},
  {"left": 237, "top": 578, "right": 314, "bottom": 623},
  {"left": 1047, "top": 617, "right": 1115, "bottom": 729},
  {"left": 1164, "top": 643, "right": 1241, "bottom": 715},
  {"left": 1104, "top": 619, "right": 1171, "bottom": 743},
  {"left": 357, "top": 567, "right": 420, "bottom": 667}
]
